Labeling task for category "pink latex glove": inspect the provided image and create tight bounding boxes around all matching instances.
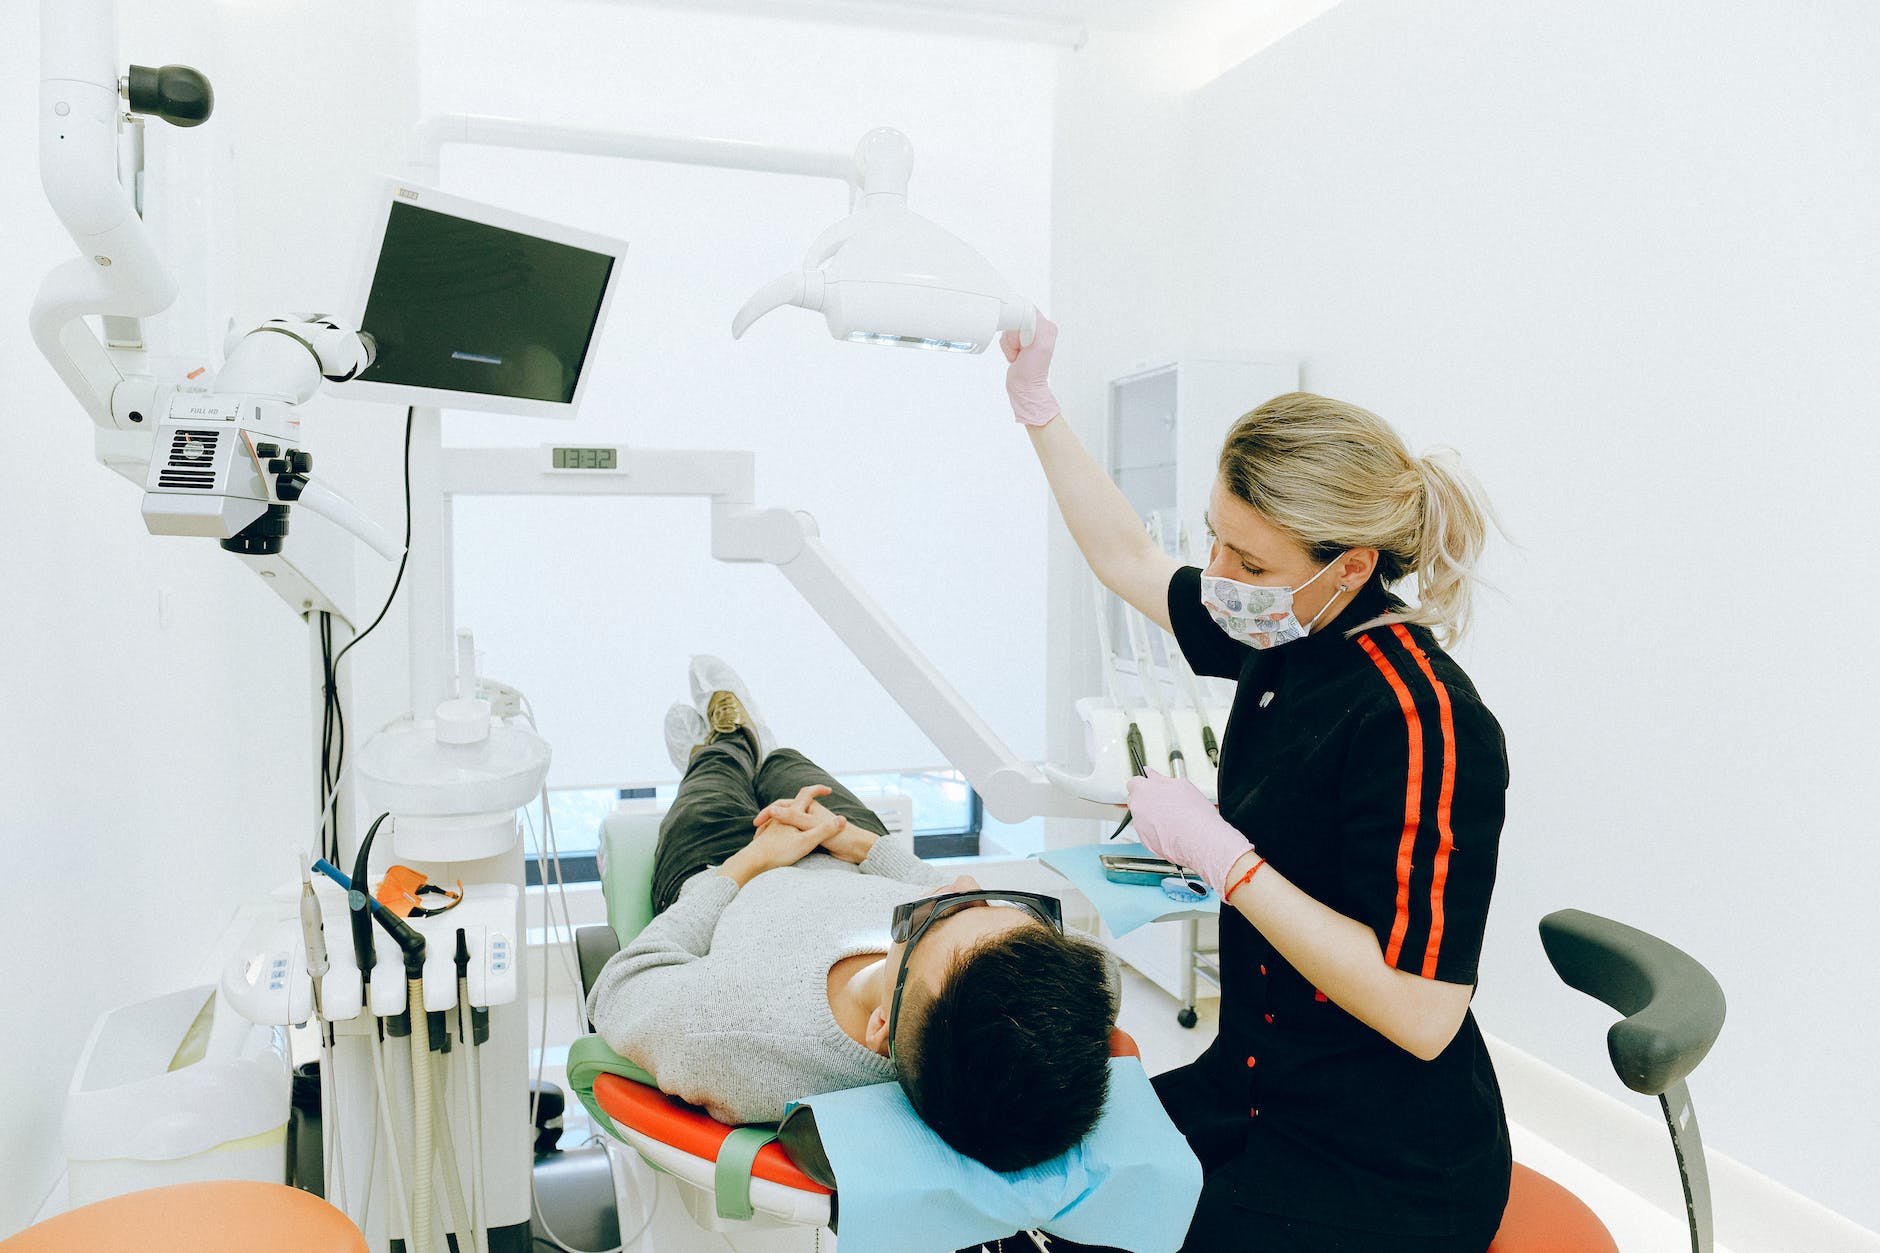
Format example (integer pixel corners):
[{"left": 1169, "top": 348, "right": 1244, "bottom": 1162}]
[
  {"left": 999, "top": 308, "right": 1061, "bottom": 427},
  {"left": 1124, "top": 769, "right": 1254, "bottom": 896}
]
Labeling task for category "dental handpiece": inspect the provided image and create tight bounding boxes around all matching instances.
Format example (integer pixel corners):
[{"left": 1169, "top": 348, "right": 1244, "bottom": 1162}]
[
  {"left": 1109, "top": 726, "right": 1148, "bottom": 839},
  {"left": 298, "top": 855, "right": 330, "bottom": 1019}
]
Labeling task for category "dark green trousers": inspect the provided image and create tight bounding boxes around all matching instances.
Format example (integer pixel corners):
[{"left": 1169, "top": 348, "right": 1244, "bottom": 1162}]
[{"left": 648, "top": 736, "right": 892, "bottom": 916}]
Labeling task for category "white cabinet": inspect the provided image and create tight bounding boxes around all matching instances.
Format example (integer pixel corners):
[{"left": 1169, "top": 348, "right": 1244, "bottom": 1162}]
[{"left": 1107, "top": 354, "right": 1301, "bottom": 549}]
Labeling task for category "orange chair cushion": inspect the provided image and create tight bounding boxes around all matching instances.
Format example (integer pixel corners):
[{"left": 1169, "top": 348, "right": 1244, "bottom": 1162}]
[
  {"left": 0, "top": 1181, "right": 364, "bottom": 1253},
  {"left": 1488, "top": 1161, "right": 1620, "bottom": 1253},
  {"left": 590, "top": 1024, "right": 1147, "bottom": 1197},
  {"left": 592, "top": 1072, "right": 835, "bottom": 1194}
]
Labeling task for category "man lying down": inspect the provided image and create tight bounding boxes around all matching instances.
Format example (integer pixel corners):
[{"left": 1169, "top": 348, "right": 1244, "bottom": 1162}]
[{"left": 585, "top": 656, "right": 1120, "bottom": 1172}]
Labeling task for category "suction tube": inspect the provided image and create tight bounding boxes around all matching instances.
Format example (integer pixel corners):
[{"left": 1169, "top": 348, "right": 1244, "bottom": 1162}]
[{"left": 408, "top": 976, "right": 434, "bottom": 1253}]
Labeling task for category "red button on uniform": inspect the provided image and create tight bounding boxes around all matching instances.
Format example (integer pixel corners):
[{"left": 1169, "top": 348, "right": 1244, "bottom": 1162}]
[
  {"left": 1249, "top": 1108, "right": 1260, "bottom": 1118},
  {"left": 1259, "top": 964, "right": 1267, "bottom": 976},
  {"left": 1264, "top": 1013, "right": 1274, "bottom": 1024},
  {"left": 1246, "top": 1056, "right": 1256, "bottom": 1067}
]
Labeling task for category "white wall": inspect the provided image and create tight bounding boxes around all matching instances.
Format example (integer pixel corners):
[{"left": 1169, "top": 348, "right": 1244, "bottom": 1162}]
[
  {"left": 1039, "top": 29, "right": 1198, "bottom": 855},
  {"left": 0, "top": 2, "right": 415, "bottom": 1235},
  {"left": 420, "top": 0, "right": 1058, "bottom": 790},
  {"left": 1055, "top": 0, "right": 1880, "bottom": 1232}
]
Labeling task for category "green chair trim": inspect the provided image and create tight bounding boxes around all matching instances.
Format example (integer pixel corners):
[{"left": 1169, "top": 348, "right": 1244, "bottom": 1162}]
[
  {"left": 566, "top": 1033, "right": 658, "bottom": 1142},
  {"left": 714, "top": 1126, "right": 782, "bottom": 1221},
  {"left": 566, "top": 1033, "right": 785, "bottom": 1223}
]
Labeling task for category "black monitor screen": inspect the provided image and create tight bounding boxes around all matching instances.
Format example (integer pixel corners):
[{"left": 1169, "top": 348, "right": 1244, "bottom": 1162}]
[{"left": 355, "top": 201, "right": 615, "bottom": 405}]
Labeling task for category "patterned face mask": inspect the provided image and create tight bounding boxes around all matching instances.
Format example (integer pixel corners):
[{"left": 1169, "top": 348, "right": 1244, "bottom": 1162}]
[{"left": 1199, "top": 557, "right": 1344, "bottom": 650}]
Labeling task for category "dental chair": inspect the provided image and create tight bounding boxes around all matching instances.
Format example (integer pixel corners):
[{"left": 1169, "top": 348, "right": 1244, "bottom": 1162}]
[
  {"left": 1488, "top": 908, "right": 1727, "bottom": 1253},
  {"left": 567, "top": 802, "right": 1152, "bottom": 1240}
]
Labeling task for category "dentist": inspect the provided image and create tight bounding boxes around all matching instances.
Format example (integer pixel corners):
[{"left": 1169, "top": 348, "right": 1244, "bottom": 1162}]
[{"left": 1004, "top": 315, "right": 1513, "bottom": 1252}]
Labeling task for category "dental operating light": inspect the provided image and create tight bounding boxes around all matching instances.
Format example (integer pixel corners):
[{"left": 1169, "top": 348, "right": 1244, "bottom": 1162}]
[{"left": 733, "top": 128, "right": 1035, "bottom": 354}]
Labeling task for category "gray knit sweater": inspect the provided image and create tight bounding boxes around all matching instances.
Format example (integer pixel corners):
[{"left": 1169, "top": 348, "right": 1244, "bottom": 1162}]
[{"left": 584, "top": 840, "right": 952, "bottom": 1125}]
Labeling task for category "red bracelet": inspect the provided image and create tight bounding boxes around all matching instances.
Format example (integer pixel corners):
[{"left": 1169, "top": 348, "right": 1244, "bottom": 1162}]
[{"left": 1224, "top": 856, "right": 1267, "bottom": 904}]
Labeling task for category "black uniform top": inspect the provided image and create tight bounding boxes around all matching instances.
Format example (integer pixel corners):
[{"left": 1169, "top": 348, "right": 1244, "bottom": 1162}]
[{"left": 1155, "top": 566, "right": 1512, "bottom": 1238}]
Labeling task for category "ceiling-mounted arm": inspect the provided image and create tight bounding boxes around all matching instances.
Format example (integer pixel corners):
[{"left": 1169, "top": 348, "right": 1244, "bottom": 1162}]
[{"left": 408, "top": 114, "right": 861, "bottom": 189}]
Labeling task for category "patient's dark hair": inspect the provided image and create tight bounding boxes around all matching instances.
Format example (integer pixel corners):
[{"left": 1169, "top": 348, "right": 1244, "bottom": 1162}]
[{"left": 895, "top": 925, "right": 1115, "bottom": 1172}]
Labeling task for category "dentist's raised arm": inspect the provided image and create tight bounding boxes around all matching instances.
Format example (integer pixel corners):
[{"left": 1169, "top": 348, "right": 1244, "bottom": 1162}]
[{"left": 1001, "top": 313, "right": 1179, "bottom": 631}]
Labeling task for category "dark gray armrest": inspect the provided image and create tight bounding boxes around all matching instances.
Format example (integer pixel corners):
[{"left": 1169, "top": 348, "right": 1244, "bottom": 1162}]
[
  {"left": 1540, "top": 908, "right": 1726, "bottom": 1096},
  {"left": 576, "top": 925, "right": 622, "bottom": 1011}
]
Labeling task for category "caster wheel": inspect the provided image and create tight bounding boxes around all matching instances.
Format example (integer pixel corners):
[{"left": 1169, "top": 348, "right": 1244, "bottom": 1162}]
[{"left": 1177, "top": 1007, "right": 1199, "bottom": 1029}]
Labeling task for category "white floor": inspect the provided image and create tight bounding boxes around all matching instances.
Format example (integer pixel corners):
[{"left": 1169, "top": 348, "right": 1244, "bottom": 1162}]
[{"left": 537, "top": 962, "right": 1718, "bottom": 1253}]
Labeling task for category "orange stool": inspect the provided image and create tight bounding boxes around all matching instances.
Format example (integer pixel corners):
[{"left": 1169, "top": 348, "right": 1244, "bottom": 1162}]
[
  {"left": 0, "top": 1181, "right": 365, "bottom": 1253},
  {"left": 1488, "top": 1162, "right": 1620, "bottom": 1253}
]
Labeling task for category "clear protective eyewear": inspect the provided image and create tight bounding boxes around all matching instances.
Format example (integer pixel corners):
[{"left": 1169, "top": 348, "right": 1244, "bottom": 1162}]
[{"left": 885, "top": 890, "right": 1063, "bottom": 1063}]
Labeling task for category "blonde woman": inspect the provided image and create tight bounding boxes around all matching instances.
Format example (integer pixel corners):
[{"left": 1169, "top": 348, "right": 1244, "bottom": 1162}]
[{"left": 1004, "top": 316, "right": 1512, "bottom": 1252}]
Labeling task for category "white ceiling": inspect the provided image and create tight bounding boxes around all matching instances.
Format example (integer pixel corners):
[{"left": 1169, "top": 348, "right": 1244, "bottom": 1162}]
[
  {"left": 820, "top": 0, "right": 1243, "bottom": 31},
  {"left": 608, "top": 0, "right": 1332, "bottom": 50}
]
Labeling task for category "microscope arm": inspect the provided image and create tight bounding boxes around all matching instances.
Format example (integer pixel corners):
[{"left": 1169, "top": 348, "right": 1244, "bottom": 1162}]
[
  {"left": 33, "top": 0, "right": 178, "bottom": 431},
  {"left": 293, "top": 478, "right": 404, "bottom": 563}
]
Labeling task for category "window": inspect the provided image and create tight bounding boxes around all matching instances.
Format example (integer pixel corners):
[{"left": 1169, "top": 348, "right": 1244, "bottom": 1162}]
[{"left": 522, "top": 769, "right": 980, "bottom": 886}]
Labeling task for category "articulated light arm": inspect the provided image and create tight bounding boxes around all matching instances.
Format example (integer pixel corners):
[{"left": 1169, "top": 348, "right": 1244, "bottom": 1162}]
[
  {"left": 438, "top": 446, "right": 1112, "bottom": 824},
  {"left": 768, "top": 531, "right": 1106, "bottom": 824},
  {"left": 407, "top": 114, "right": 1034, "bottom": 355},
  {"left": 409, "top": 114, "right": 859, "bottom": 189}
]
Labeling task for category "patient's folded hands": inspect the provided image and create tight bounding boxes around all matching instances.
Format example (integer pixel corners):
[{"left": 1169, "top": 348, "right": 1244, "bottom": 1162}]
[
  {"left": 813, "top": 814, "right": 878, "bottom": 865},
  {"left": 756, "top": 785, "right": 879, "bottom": 865},
  {"left": 717, "top": 785, "right": 850, "bottom": 887}
]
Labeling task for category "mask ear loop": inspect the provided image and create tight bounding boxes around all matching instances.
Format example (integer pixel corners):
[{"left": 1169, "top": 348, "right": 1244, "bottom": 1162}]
[{"left": 1300, "top": 555, "right": 1355, "bottom": 636}]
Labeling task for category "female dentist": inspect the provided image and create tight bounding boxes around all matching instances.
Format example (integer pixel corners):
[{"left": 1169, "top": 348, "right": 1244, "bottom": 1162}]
[{"left": 1004, "top": 315, "right": 1512, "bottom": 1252}]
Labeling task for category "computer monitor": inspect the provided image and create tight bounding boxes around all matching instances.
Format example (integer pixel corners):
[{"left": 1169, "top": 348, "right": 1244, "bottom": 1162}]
[{"left": 332, "top": 180, "right": 624, "bottom": 419}]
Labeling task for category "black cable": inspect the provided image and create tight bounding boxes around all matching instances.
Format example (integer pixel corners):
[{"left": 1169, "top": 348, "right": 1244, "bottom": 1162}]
[
  {"left": 319, "top": 611, "right": 340, "bottom": 864},
  {"left": 319, "top": 407, "right": 413, "bottom": 861},
  {"left": 331, "top": 406, "right": 414, "bottom": 674}
]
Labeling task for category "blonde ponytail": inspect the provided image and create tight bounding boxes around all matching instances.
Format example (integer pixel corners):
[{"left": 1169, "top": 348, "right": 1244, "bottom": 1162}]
[{"left": 1403, "top": 448, "right": 1499, "bottom": 647}]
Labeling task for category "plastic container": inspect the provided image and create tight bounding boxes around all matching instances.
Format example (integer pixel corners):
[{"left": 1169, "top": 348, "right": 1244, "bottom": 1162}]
[{"left": 64, "top": 983, "right": 291, "bottom": 1206}]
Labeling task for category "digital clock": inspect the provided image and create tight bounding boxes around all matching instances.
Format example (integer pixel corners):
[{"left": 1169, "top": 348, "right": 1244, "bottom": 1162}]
[{"left": 548, "top": 446, "right": 621, "bottom": 471}]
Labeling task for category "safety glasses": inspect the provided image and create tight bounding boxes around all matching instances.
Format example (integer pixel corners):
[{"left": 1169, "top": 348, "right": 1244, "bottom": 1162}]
[{"left": 885, "top": 890, "right": 1063, "bottom": 1064}]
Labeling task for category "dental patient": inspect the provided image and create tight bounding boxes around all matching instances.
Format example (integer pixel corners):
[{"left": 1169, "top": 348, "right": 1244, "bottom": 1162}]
[{"left": 585, "top": 656, "right": 1118, "bottom": 1172}]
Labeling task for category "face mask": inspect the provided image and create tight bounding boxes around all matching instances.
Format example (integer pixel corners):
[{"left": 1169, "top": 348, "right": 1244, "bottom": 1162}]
[{"left": 1200, "top": 558, "right": 1345, "bottom": 650}]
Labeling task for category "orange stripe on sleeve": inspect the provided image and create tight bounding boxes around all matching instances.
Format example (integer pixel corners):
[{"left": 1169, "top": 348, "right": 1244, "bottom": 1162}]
[
  {"left": 1358, "top": 634, "right": 1423, "bottom": 969},
  {"left": 1392, "top": 624, "right": 1458, "bottom": 978}
]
